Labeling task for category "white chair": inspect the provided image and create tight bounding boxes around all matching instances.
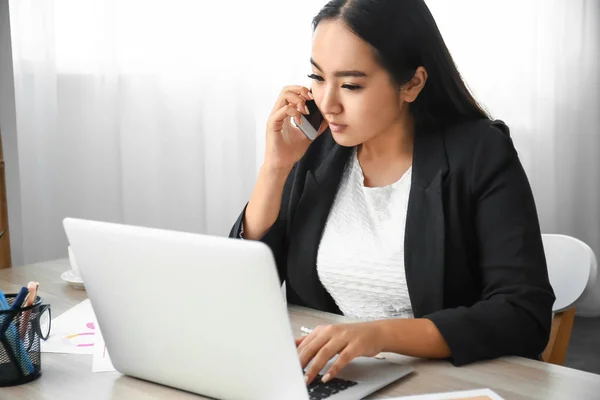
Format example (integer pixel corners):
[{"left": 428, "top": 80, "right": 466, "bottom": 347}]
[{"left": 541, "top": 234, "right": 597, "bottom": 365}]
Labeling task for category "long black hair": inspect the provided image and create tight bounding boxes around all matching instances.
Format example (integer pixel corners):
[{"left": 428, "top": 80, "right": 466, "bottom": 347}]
[{"left": 313, "top": 0, "right": 490, "bottom": 129}]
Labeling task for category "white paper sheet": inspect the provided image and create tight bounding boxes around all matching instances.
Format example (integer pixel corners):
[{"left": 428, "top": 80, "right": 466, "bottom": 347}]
[
  {"left": 92, "top": 324, "right": 116, "bottom": 372},
  {"left": 390, "top": 388, "right": 504, "bottom": 400},
  {"left": 41, "top": 299, "right": 98, "bottom": 354}
]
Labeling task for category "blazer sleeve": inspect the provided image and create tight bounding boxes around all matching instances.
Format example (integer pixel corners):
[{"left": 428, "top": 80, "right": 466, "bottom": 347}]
[
  {"left": 425, "top": 125, "right": 556, "bottom": 366},
  {"left": 229, "top": 164, "right": 298, "bottom": 283}
]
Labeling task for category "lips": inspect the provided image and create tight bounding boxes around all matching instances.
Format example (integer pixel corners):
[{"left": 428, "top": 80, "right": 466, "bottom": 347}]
[{"left": 329, "top": 122, "right": 348, "bottom": 133}]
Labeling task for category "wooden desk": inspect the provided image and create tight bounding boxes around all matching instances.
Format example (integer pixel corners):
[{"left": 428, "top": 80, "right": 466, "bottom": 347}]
[{"left": 2, "top": 259, "right": 600, "bottom": 399}]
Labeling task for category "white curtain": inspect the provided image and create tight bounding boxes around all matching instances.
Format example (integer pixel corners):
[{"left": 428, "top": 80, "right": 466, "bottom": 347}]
[
  {"left": 8, "top": 0, "right": 600, "bottom": 313},
  {"left": 8, "top": 0, "right": 324, "bottom": 264}
]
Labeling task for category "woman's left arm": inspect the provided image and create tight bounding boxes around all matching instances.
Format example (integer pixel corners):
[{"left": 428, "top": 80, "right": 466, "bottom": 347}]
[{"left": 423, "top": 124, "right": 556, "bottom": 366}]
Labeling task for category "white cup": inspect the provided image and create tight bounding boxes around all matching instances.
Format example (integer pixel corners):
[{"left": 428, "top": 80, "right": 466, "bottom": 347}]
[{"left": 68, "top": 246, "right": 81, "bottom": 278}]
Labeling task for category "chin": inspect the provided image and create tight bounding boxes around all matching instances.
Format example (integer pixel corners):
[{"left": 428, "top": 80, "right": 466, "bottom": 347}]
[{"left": 330, "top": 131, "right": 362, "bottom": 147}]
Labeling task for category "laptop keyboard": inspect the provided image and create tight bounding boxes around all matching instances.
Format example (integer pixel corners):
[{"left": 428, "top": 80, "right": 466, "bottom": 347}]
[{"left": 307, "top": 374, "right": 358, "bottom": 399}]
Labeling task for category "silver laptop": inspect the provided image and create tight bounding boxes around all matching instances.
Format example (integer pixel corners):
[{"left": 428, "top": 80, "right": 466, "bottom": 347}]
[{"left": 63, "top": 217, "right": 413, "bottom": 400}]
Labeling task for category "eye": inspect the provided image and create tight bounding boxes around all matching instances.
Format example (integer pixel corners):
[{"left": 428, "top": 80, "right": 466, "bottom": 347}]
[
  {"left": 307, "top": 74, "right": 324, "bottom": 82},
  {"left": 342, "top": 84, "right": 362, "bottom": 91}
]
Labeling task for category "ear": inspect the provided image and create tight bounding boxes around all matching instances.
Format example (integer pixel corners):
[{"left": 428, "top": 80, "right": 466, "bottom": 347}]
[{"left": 400, "top": 66, "right": 428, "bottom": 103}]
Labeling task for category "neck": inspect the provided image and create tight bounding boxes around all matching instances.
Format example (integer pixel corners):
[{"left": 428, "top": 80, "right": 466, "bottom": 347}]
[{"left": 358, "top": 113, "right": 414, "bottom": 164}]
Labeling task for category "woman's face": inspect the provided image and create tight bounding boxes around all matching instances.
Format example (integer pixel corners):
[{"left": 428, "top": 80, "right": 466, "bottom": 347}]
[{"left": 310, "top": 19, "right": 406, "bottom": 147}]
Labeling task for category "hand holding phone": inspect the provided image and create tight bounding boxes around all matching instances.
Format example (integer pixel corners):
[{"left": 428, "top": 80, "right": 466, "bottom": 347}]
[
  {"left": 264, "top": 86, "right": 328, "bottom": 171},
  {"left": 290, "top": 99, "right": 325, "bottom": 141}
]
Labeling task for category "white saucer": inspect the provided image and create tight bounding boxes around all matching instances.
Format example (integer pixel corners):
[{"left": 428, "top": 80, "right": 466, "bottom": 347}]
[{"left": 61, "top": 270, "right": 85, "bottom": 290}]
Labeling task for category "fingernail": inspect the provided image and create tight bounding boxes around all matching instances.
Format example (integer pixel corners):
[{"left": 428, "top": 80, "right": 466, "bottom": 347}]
[
  {"left": 304, "top": 105, "right": 310, "bottom": 114},
  {"left": 308, "top": 91, "right": 314, "bottom": 99},
  {"left": 304, "top": 375, "right": 309, "bottom": 384},
  {"left": 322, "top": 373, "right": 331, "bottom": 383}
]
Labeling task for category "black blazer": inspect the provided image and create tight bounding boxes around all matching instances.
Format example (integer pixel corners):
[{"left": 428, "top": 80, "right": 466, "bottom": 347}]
[{"left": 230, "top": 118, "right": 555, "bottom": 366}]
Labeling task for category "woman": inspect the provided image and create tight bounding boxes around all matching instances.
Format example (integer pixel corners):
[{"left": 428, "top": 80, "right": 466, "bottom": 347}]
[{"left": 230, "top": 0, "right": 555, "bottom": 385}]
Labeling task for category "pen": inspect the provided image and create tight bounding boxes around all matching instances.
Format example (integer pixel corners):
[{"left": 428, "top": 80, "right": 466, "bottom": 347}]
[
  {"left": 5, "top": 286, "right": 29, "bottom": 339},
  {"left": 20, "top": 282, "right": 39, "bottom": 339},
  {"left": 11, "top": 287, "right": 29, "bottom": 311},
  {"left": 22, "top": 281, "right": 39, "bottom": 308}
]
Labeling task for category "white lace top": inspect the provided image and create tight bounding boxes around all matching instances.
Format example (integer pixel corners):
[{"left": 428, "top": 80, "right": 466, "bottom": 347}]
[{"left": 316, "top": 148, "right": 414, "bottom": 320}]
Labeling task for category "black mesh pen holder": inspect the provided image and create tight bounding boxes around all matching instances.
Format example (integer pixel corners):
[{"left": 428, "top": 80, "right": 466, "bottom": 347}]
[{"left": 0, "top": 295, "right": 51, "bottom": 386}]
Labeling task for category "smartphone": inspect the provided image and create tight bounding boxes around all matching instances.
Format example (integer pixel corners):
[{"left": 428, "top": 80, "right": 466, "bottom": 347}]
[{"left": 291, "top": 99, "right": 324, "bottom": 140}]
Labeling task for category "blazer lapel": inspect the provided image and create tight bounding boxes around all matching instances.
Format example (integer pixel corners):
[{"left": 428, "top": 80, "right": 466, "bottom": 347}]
[
  {"left": 286, "top": 142, "right": 352, "bottom": 313},
  {"left": 404, "top": 126, "right": 449, "bottom": 317}
]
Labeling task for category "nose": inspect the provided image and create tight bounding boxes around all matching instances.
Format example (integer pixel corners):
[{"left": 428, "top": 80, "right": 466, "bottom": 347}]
[{"left": 318, "top": 87, "right": 343, "bottom": 118}]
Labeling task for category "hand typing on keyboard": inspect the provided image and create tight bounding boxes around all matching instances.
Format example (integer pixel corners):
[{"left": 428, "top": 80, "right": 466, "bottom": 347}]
[{"left": 296, "top": 322, "right": 385, "bottom": 386}]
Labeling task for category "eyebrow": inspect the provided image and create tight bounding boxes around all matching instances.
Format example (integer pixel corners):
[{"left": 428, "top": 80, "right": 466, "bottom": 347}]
[{"left": 310, "top": 58, "right": 367, "bottom": 78}]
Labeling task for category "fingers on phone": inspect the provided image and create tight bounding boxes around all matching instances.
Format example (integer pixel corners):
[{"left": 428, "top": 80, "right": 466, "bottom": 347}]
[
  {"left": 270, "top": 104, "right": 300, "bottom": 129},
  {"left": 284, "top": 86, "right": 313, "bottom": 113},
  {"left": 284, "top": 95, "right": 308, "bottom": 116},
  {"left": 285, "top": 104, "right": 302, "bottom": 126}
]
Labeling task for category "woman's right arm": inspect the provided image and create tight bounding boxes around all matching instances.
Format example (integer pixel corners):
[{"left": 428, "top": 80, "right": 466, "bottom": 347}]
[
  {"left": 241, "top": 164, "right": 294, "bottom": 240},
  {"left": 229, "top": 85, "right": 327, "bottom": 281},
  {"left": 237, "top": 85, "right": 327, "bottom": 240},
  {"left": 228, "top": 163, "right": 296, "bottom": 284}
]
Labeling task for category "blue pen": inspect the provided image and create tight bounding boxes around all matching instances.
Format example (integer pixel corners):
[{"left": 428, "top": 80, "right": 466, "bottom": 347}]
[
  {"left": 0, "top": 290, "right": 8, "bottom": 309},
  {"left": 0, "top": 287, "right": 28, "bottom": 340},
  {"left": 0, "top": 288, "right": 35, "bottom": 375},
  {"left": 0, "top": 287, "right": 28, "bottom": 326},
  {"left": 11, "top": 287, "right": 29, "bottom": 310}
]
